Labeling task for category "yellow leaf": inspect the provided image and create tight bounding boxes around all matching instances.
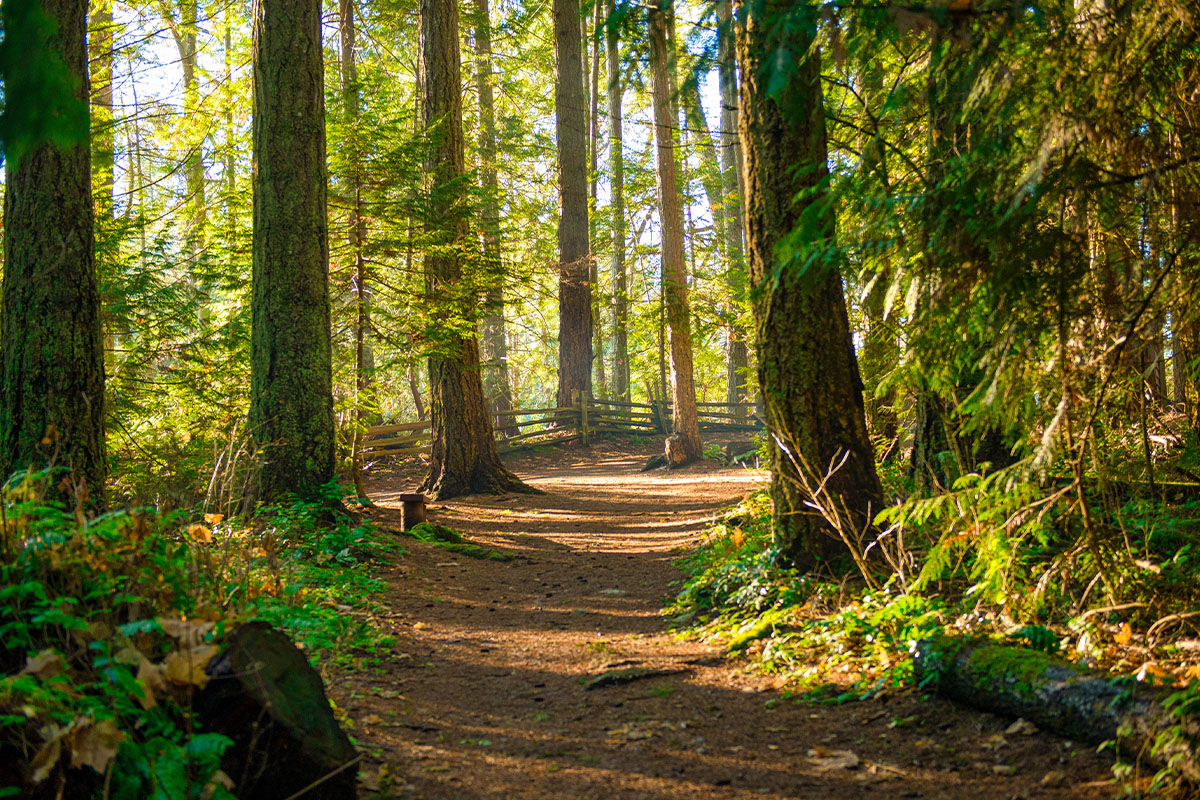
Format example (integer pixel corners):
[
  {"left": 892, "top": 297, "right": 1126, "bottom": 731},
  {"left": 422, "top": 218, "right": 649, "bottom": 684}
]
[
  {"left": 30, "top": 736, "right": 61, "bottom": 783},
  {"left": 1136, "top": 661, "right": 1169, "bottom": 682},
  {"left": 187, "top": 524, "right": 213, "bottom": 543},
  {"left": 135, "top": 658, "right": 166, "bottom": 709},
  {"left": 163, "top": 645, "right": 221, "bottom": 688},
  {"left": 70, "top": 718, "right": 125, "bottom": 773},
  {"left": 1114, "top": 623, "right": 1133, "bottom": 645}
]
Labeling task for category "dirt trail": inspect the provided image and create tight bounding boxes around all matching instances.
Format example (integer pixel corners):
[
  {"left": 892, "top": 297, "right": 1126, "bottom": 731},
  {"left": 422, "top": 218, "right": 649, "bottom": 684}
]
[{"left": 341, "top": 441, "right": 1115, "bottom": 799}]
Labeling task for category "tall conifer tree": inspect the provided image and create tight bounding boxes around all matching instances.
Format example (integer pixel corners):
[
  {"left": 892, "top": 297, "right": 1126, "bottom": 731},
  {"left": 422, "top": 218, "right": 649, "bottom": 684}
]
[
  {"left": 1, "top": 0, "right": 106, "bottom": 504},
  {"left": 419, "top": 0, "right": 532, "bottom": 498},
  {"left": 736, "top": 0, "right": 882, "bottom": 570},
  {"left": 554, "top": 0, "right": 592, "bottom": 408},
  {"left": 248, "top": 0, "right": 336, "bottom": 501}
]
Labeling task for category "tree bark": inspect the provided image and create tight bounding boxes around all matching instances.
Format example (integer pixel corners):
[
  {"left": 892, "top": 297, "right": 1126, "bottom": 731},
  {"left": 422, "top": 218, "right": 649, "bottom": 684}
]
[
  {"left": 473, "top": 0, "right": 517, "bottom": 436},
  {"left": 419, "top": 0, "right": 532, "bottom": 499},
  {"left": 554, "top": 0, "right": 592, "bottom": 408},
  {"left": 717, "top": 0, "right": 750, "bottom": 423},
  {"left": 736, "top": 0, "right": 882, "bottom": 571},
  {"left": 340, "top": 0, "right": 373, "bottom": 502},
  {"left": 648, "top": 0, "right": 702, "bottom": 466},
  {"left": 588, "top": 0, "right": 607, "bottom": 399},
  {"left": 248, "top": 0, "right": 336, "bottom": 501},
  {"left": 605, "top": 0, "right": 629, "bottom": 403},
  {"left": 680, "top": 79, "right": 726, "bottom": 248},
  {"left": 1, "top": 0, "right": 107, "bottom": 505}
]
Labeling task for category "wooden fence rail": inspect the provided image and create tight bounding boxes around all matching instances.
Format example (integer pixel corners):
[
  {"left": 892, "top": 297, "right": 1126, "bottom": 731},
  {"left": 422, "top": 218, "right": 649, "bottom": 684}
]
[{"left": 363, "top": 392, "right": 762, "bottom": 455}]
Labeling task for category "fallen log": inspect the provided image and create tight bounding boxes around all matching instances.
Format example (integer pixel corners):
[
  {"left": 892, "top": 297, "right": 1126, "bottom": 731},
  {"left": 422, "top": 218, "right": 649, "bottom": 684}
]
[{"left": 913, "top": 636, "right": 1200, "bottom": 781}]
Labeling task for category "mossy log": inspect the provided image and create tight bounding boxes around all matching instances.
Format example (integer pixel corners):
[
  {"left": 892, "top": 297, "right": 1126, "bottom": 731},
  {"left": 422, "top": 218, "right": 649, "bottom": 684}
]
[{"left": 914, "top": 637, "right": 1200, "bottom": 781}]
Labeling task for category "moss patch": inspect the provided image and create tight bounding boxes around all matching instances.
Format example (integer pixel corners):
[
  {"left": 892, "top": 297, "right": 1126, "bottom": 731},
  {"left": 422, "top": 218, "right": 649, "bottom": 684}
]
[{"left": 964, "top": 644, "right": 1062, "bottom": 697}]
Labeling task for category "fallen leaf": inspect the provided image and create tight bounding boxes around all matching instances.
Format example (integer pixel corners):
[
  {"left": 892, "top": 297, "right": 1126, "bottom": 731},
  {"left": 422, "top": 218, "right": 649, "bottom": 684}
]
[
  {"left": 808, "top": 747, "right": 860, "bottom": 771},
  {"left": 363, "top": 714, "right": 383, "bottom": 725},
  {"left": 203, "top": 513, "right": 224, "bottom": 525},
  {"left": 187, "top": 524, "right": 213, "bottom": 543},
  {"left": 1041, "top": 770, "right": 1066, "bottom": 787},
  {"left": 163, "top": 645, "right": 221, "bottom": 688},
  {"left": 1005, "top": 718, "right": 1038, "bottom": 736},
  {"left": 135, "top": 658, "right": 166, "bottom": 709},
  {"left": 1114, "top": 623, "right": 1133, "bottom": 645},
  {"left": 22, "top": 649, "right": 67, "bottom": 680},
  {"left": 30, "top": 736, "right": 62, "bottom": 783},
  {"left": 1137, "top": 661, "right": 1169, "bottom": 681},
  {"left": 71, "top": 718, "right": 126, "bottom": 773},
  {"left": 992, "top": 764, "right": 1015, "bottom": 776}
]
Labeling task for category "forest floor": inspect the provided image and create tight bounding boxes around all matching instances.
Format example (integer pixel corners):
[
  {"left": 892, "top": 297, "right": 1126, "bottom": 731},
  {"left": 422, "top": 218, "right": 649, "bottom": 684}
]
[{"left": 338, "top": 438, "right": 1118, "bottom": 800}]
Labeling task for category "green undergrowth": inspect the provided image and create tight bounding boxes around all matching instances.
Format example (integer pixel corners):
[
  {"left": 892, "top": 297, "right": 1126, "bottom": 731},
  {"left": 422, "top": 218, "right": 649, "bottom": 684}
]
[
  {"left": 404, "top": 522, "right": 514, "bottom": 561},
  {"left": 0, "top": 469, "right": 396, "bottom": 799},
  {"left": 670, "top": 483, "right": 1200, "bottom": 792}
]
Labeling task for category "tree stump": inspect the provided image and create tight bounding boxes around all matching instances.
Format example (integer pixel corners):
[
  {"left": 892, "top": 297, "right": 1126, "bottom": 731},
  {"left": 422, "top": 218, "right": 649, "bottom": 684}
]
[
  {"left": 194, "top": 622, "right": 357, "bottom": 800},
  {"left": 399, "top": 492, "right": 427, "bottom": 530}
]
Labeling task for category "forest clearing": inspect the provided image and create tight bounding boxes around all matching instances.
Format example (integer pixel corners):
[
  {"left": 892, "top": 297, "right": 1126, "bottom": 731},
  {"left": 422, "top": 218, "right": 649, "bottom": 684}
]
[{"left": 2, "top": 0, "right": 1200, "bottom": 797}]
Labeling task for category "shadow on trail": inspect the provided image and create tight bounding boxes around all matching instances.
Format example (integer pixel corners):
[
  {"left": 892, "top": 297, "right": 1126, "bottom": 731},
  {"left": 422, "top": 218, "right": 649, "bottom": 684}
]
[{"left": 349, "top": 443, "right": 1114, "bottom": 800}]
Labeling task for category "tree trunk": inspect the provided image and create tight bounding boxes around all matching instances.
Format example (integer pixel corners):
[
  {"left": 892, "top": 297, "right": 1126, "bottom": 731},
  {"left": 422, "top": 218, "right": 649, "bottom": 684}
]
[
  {"left": 554, "top": 0, "right": 592, "bottom": 408},
  {"left": 223, "top": 11, "right": 236, "bottom": 243},
  {"left": 1, "top": 0, "right": 107, "bottom": 505},
  {"left": 648, "top": 0, "right": 702, "bottom": 466},
  {"left": 158, "top": 0, "right": 205, "bottom": 242},
  {"left": 248, "top": 0, "right": 336, "bottom": 501},
  {"left": 680, "top": 79, "right": 726, "bottom": 248},
  {"left": 717, "top": 0, "right": 750, "bottom": 423},
  {"left": 605, "top": 0, "right": 629, "bottom": 403},
  {"left": 340, "top": 0, "right": 372, "bottom": 502},
  {"left": 736, "top": 0, "right": 882, "bottom": 571},
  {"left": 419, "top": 0, "right": 532, "bottom": 500},
  {"left": 181, "top": 0, "right": 204, "bottom": 242},
  {"left": 588, "top": 0, "right": 607, "bottom": 399},
  {"left": 473, "top": 0, "right": 518, "bottom": 437},
  {"left": 89, "top": 0, "right": 114, "bottom": 215}
]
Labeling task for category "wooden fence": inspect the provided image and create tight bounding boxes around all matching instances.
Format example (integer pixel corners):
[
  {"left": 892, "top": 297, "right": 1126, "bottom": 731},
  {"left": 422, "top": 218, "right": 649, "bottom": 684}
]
[{"left": 363, "top": 392, "right": 762, "bottom": 455}]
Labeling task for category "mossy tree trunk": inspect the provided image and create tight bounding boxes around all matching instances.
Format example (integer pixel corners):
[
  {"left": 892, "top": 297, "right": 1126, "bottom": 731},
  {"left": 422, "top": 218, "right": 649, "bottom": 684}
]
[
  {"left": 736, "top": 0, "right": 882, "bottom": 571},
  {"left": 248, "top": 0, "right": 336, "bottom": 502},
  {"left": 1, "top": 0, "right": 107, "bottom": 505},
  {"left": 554, "top": 0, "right": 592, "bottom": 409},
  {"left": 419, "top": 0, "right": 532, "bottom": 500},
  {"left": 472, "top": 0, "right": 517, "bottom": 437},
  {"left": 648, "top": 0, "right": 702, "bottom": 466}
]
